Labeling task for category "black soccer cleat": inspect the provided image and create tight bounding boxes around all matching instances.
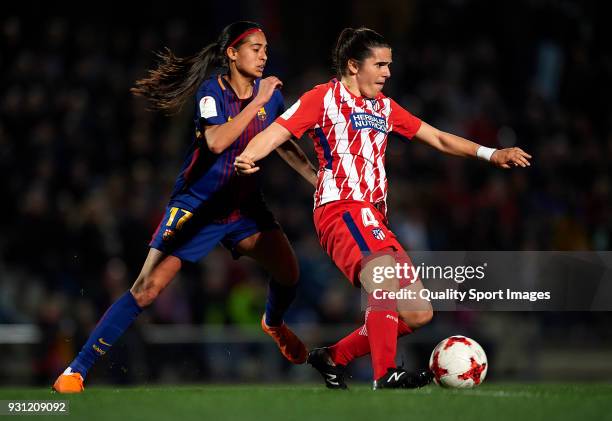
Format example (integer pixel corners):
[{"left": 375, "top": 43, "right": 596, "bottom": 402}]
[
  {"left": 307, "top": 347, "right": 348, "bottom": 390},
  {"left": 373, "top": 367, "right": 434, "bottom": 390},
  {"left": 403, "top": 367, "right": 434, "bottom": 388}
]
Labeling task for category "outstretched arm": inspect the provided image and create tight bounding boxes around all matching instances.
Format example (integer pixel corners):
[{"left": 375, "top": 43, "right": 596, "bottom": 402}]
[
  {"left": 275, "top": 139, "right": 318, "bottom": 187},
  {"left": 234, "top": 122, "right": 293, "bottom": 174},
  {"left": 413, "top": 121, "right": 532, "bottom": 168}
]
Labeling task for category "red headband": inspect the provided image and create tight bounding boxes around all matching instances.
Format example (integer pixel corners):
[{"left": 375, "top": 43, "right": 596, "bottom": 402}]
[{"left": 228, "top": 28, "right": 263, "bottom": 49}]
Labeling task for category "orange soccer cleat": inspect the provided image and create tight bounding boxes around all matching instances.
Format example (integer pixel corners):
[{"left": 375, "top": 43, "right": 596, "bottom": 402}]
[
  {"left": 261, "top": 315, "right": 308, "bottom": 364},
  {"left": 52, "top": 371, "right": 84, "bottom": 394}
]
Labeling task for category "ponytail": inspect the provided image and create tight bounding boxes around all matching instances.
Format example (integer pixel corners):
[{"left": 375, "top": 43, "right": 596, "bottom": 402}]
[
  {"left": 131, "top": 21, "right": 263, "bottom": 114},
  {"left": 131, "top": 43, "right": 221, "bottom": 114}
]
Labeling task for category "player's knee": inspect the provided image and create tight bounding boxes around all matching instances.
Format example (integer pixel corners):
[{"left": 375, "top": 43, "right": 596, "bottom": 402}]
[
  {"left": 399, "top": 309, "right": 434, "bottom": 330},
  {"left": 131, "top": 288, "right": 159, "bottom": 308},
  {"left": 130, "top": 276, "right": 161, "bottom": 307}
]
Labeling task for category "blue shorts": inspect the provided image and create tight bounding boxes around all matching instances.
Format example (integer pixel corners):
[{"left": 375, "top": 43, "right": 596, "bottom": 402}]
[{"left": 149, "top": 199, "right": 279, "bottom": 263}]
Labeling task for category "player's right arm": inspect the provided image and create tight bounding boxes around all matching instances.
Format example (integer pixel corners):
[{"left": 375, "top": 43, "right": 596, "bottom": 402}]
[
  {"left": 204, "top": 76, "right": 283, "bottom": 154},
  {"left": 235, "top": 85, "right": 325, "bottom": 174}
]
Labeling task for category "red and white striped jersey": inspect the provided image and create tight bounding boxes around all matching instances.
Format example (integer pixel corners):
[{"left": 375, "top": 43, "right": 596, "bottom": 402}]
[{"left": 276, "top": 78, "right": 422, "bottom": 214}]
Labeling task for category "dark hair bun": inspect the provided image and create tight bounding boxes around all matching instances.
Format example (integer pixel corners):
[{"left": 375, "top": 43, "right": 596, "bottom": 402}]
[{"left": 332, "top": 27, "right": 389, "bottom": 78}]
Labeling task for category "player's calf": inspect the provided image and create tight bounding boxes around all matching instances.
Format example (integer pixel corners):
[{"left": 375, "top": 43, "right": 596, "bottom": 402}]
[
  {"left": 130, "top": 251, "right": 182, "bottom": 307},
  {"left": 397, "top": 279, "right": 434, "bottom": 329},
  {"left": 398, "top": 309, "right": 433, "bottom": 330},
  {"left": 359, "top": 254, "right": 404, "bottom": 380},
  {"left": 130, "top": 278, "right": 163, "bottom": 308}
]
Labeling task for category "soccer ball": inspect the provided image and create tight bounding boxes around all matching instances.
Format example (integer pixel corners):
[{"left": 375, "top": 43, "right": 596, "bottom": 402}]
[{"left": 429, "top": 335, "right": 488, "bottom": 388}]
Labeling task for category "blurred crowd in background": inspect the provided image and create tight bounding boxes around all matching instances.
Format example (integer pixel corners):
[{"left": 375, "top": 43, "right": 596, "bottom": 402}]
[{"left": 1, "top": 0, "right": 611, "bottom": 385}]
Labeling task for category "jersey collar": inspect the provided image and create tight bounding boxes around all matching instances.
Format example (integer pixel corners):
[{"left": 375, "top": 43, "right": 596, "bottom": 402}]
[
  {"left": 333, "top": 78, "right": 385, "bottom": 102},
  {"left": 218, "top": 74, "right": 259, "bottom": 101}
]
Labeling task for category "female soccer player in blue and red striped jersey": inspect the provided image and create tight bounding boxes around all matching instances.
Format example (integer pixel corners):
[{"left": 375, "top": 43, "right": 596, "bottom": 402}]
[
  {"left": 53, "top": 21, "right": 318, "bottom": 393},
  {"left": 235, "top": 27, "right": 532, "bottom": 389}
]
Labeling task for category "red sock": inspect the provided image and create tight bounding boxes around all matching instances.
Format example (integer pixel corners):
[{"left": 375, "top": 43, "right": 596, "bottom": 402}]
[
  {"left": 366, "top": 308, "right": 400, "bottom": 380},
  {"left": 398, "top": 319, "right": 413, "bottom": 336},
  {"left": 328, "top": 324, "right": 370, "bottom": 366},
  {"left": 328, "top": 319, "right": 413, "bottom": 366}
]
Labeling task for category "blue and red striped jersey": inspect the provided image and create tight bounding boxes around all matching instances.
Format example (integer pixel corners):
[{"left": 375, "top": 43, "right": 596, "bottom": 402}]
[{"left": 168, "top": 74, "right": 285, "bottom": 215}]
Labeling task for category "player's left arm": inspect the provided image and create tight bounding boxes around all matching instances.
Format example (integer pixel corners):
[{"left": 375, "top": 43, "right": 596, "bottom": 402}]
[
  {"left": 390, "top": 99, "right": 532, "bottom": 168},
  {"left": 275, "top": 139, "right": 318, "bottom": 187},
  {"left": 413, "top": 122, "right": 532, "bottom": 168}
]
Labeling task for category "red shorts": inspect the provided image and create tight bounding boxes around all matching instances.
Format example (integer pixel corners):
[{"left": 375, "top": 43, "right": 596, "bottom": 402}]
[{"left": 313, "top": 200, "right": 409, "bottom": 287}]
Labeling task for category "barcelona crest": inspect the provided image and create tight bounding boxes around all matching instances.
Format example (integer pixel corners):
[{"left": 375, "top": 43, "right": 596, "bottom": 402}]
[
  {"left": 162, "top": 229, "right": 175, "bottom": 241},
  {"left": 257, "top": 107, "right": 267, "bottom": 121}
]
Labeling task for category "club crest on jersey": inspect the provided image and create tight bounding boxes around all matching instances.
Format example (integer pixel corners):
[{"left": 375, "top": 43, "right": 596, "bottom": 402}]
[
  {"left": 372, "top": 228, "right": 386, "bottom": 240},
  {"left": 162, "top": 229, "right": 175, "bottom": 241},
  {"left": 257, "top": 107, "right": 267, "bottom": 121},
  {"left": 350, "top": 113, "right": 387, "bottom": 133},
  {"left": 368, "top": 98, "right": 382, "bottom": 112}
]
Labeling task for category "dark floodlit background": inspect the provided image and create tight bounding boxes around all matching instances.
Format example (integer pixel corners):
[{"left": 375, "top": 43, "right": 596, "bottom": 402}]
[{"left": 1, "top": 0, "right": 611, "bottom": 385}]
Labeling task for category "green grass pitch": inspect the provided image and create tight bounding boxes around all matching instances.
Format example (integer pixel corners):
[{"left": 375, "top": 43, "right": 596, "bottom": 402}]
[{"left": 1, "top": 383, "right": 611, "bottom": 421}]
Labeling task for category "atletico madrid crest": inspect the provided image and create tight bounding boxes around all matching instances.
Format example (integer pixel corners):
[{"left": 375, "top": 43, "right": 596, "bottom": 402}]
[{"left": 372, "top": 228, "right": 386, "bottom": 240}]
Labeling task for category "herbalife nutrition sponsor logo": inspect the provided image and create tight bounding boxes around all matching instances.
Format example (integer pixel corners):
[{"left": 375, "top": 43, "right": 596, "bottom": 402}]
[{"left": 350, "top": 113, "right": 387, "bottom": 133}]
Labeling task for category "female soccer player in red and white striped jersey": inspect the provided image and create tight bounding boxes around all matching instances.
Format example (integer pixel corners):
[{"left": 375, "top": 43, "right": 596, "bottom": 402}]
[{"left": 235, "top": 27, "right": 531, "bottom": 389}]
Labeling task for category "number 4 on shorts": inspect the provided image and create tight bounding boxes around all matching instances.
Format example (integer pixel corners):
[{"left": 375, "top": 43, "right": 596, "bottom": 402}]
[{"left": 361, "top": 207, "right": 379, "bottom": 227}]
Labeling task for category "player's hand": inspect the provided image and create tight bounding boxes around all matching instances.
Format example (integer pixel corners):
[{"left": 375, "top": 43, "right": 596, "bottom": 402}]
[
  {"left": 234, "top": 155, "right": 260, "bottom": 176},
  {"left": 255, "top": 76, "right": 283, "bottom": 106},
  {"left": 491, "top": 147, "right": 532, "bottom": 169}
]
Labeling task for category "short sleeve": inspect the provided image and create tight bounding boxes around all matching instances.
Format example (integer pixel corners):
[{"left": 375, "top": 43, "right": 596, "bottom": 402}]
[
  {"left": 276, "top": 85, "right": 326, "bottom": 139},
  {"left": 389, "top": 99, "right": 422, "bottom": 140},
  {"left": 274, "top": 90, "right": 285, "bottom": 117},
  {"left": 196, "top": 83, "right": 225, "bottom": 126}
]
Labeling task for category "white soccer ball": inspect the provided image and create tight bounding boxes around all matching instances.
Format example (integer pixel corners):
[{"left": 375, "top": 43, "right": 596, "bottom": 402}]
[{"left": 429, "top": 335, "right": 488, "bottom": 388}]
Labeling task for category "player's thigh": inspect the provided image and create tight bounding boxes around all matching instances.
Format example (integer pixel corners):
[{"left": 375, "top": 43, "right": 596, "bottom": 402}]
[
  {"left": 130, "top": 248, "right": 182, "bottom": 306},
  {"left": 315, "top": 200, "right": 404, "bottom": 287},
  {"left": 360, "top": 254, "right": 400, "bottom": 294},
  {"left": 143, "top": 204, "right": 225, "bottom": 296},
  {"left": 235, "top": 229, "right": 299, "bottom": 285}
]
